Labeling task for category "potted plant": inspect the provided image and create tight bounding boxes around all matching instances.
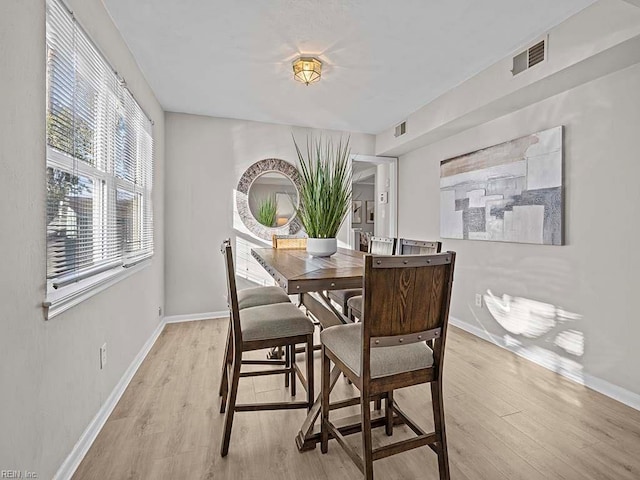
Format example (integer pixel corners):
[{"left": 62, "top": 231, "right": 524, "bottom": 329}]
[{"left": 293, "top": 135, "right": 352, "bottom": 257}]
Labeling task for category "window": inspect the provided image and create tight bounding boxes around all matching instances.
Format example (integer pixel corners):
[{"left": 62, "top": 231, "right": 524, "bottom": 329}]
[{"left": 45, "top": 0, "right": 153, "bottom": 317}]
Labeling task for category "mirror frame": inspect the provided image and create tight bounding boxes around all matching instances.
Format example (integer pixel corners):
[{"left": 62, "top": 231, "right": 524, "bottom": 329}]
[{"left": 236, "top": 158, "right": 302, "bottom": 241}]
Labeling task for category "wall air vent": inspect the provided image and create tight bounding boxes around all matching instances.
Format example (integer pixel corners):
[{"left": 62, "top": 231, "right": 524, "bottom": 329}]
[
  {"left": 394, "top": 121, "right": 407, "bottom": 138},
  {"left": 512, "top": 38, "right": 546, "bottom": 76}
]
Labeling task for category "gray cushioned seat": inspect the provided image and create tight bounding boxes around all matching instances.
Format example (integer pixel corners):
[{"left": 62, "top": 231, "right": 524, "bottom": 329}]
[
  {"left": 237, "top": 286, "right": 291, "bottom": 310},
  {"left": 328, "top": 288, "right": 362, "bottom": 308},
  {"left": 240, "top": 303, "right": 314, "bottom": 342},
  {"left": 347, "top": 295, "right": 363, "bottom": 317},
  {"left": 320, "top": 323, "right": 433, "bottom": 379}
]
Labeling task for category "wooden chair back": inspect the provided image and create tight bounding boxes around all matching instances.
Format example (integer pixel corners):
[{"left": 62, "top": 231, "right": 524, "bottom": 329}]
[
  {"left": 398, "top": 238, "right": 442, "bottom": 255},
  {"left": 361, "top": 252, "right": 456, "bottom": 376},
  {"left": 221, "top": 239, "right": 243, "bottom": 345},
  {"left": 272, "top": 235, "right": 307, "bottom": 249},
  {"left": 368, "top": 236, "right": 396, "bottom": 255}
]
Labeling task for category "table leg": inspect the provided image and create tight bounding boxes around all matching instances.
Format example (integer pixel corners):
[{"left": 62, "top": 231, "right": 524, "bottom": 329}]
[
  {"left": 317, "top": 290, "right": 351, "bottom": 324},
  {"left": 296, "top": 291, "right": 360, "bottom": 451},
  {"left": 301, "top": 292, "right": 351, "bottom": 329}
]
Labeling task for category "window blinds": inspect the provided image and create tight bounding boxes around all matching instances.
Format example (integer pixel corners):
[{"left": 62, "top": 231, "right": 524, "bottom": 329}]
[{"left": 46, "top": 0, "right": 153, "bottom": 289}]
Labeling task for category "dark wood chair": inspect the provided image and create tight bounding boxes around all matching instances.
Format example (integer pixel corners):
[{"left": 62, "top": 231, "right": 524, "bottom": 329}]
[
  {"left": 218, "top": 241, "right": 315, "bottom": 457},
  {"left": 328, "top": 236, "right": 397, "bottom": 314},
  {"left": 368, "top": 236, "right": 397, "bottom": 255},
  {"left": 320, "top": 252, "right": 456, "bottom": 480},
  {"left": 398, "top": 238, "right": 442, "bottom": 255},
  {"left": 347, "top": 238, "right": 441, "bottom": 320},
  {"left": 219, "top": 239, "right": 294, "bottom": 388}
]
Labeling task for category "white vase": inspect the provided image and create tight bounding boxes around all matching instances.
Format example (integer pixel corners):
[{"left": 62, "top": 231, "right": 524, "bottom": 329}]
[{"left": 306, "top": 238, "right": 337, "bottom": 257}]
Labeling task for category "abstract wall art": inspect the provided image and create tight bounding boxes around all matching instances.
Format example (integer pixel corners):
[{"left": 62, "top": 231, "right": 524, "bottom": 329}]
[{"left": 440, "top": 126, "right": 563, "bottom": 245}]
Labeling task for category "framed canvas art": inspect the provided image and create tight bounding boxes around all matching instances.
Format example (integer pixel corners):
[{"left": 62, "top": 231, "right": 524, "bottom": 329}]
[
  {"left": 366, "top": 201, "right": 375, "bottom": 224},
  {"left": 352, "top": 200, "right": 362, "bottom": 224},
  {"left": 440, "top": 126, "right": 563, "bottom": 245}
]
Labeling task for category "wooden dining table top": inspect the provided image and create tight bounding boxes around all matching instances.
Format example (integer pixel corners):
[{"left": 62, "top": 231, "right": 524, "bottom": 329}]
[{"left": 251, "top": 247, "right": 365, "bottom": 295}]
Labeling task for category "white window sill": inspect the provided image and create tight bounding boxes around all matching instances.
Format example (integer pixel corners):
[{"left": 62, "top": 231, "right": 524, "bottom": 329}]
[{"left": 43, "top": 260, "right": 152, "bottom": 320}]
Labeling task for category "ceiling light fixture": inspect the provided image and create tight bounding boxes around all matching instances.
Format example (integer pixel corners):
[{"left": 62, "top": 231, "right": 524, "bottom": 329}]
[{"left": 292, "top": 57, "right": 322, "bottom": 86}]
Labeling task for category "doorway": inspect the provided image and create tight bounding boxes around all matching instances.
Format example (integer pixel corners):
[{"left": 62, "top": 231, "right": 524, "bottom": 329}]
[{"left": 339, "top": 155, "right": 398, "bottom": 250}]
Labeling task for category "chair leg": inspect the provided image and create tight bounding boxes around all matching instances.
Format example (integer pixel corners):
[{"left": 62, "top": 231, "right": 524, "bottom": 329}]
[
  {"left": 361, "top": 390, "right": 374, "bottom": 480},
  {"left": 306, "top": 336, "right": 314, "bottom": 411},
  {"left": 284, "top": 345, "right": 290, "bottom": 388},
  {"left": 290, "top": 344, "right": 296, "bottom": 397},
  {"left": 219, "top": 324, "right": 233, "bottom": 413},
  {"left": 218, "top": 353, "right": 229, "bottom": 402},
  {"left": 218, "top": 320, "right": 232, "bottom": 398},
  {"left": 220, "top": 352, "right": 242, "bottom": 457},
  {"left": 374, "top": 398, "right": 382, "bottom": 411},
  {"left": 431, "top": 380, "right": 451, "bottom": 480},
  {"left": 321, "top": 347, "right": 331, "bottom": 454},
  {"left": 385, "top": 390, "right": 394, "bottom": 436},
  {"left": 219, "top": 362, "right": 229, "bottom": 414}
]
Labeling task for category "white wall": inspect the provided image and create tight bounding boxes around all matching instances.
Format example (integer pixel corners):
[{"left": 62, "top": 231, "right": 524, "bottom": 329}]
[
  {"left": 377, "top": 0, "right": 640, "bottom": 157},
  {"left": 398, "top": 62, "right": 640, "bottom": 398},
  {"left": 164, "top": 113, "right": 375, "bottom": 317},
  {"left": 0, "top": 1, "right": 165, "bottom": 478}
]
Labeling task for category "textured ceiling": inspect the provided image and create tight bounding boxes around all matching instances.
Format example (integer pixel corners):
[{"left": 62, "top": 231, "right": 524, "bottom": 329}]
[{"left": 104, "top": 0, "right": 596, "bottom": 134}]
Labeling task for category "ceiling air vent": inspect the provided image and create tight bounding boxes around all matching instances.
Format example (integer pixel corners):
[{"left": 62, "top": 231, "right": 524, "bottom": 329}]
[
  {"left": 394, "top": 121, "right": 407, "bottom": 138},
  {"left": 512, "top": 38, "right": 546, "bottom": 76}
]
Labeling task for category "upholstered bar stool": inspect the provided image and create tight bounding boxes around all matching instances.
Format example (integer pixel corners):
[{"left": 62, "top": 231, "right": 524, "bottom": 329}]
[
  {"left": 320, "top": 252, "right": 456, "bottom": 480},
  {"left": 218, "top": 242, "right": 315, "bottom": 457},
  {"left": 219, "top": 239, "right": 296, "bottom": 396},
  {"left": 346, "top": 239, "right": 442, "bottom": 409}
]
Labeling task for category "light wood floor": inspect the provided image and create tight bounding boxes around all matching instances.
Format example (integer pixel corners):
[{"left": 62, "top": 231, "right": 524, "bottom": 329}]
[{"left": 73, "top": 319, "right": 640, "bottom": 480}]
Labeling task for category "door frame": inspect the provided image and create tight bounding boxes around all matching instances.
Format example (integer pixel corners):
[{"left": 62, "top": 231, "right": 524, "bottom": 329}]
[{"left": 344, "top": 155, "right": 398, "bottom": 250}]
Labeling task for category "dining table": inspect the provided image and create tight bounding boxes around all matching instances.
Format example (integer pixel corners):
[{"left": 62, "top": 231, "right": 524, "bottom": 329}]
[{"left": 251, "top": 246, "right": 396, "bottom": 452}]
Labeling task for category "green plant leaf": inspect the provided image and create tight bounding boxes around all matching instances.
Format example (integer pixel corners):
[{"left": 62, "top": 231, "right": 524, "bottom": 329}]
[{"left": 293, "top": 134, "right": 352, "bottom": 238}]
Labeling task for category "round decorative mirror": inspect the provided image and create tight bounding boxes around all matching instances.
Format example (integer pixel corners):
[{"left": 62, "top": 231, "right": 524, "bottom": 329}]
[{"left": 236, "top": 159, "right": 302, "bottom": 240}]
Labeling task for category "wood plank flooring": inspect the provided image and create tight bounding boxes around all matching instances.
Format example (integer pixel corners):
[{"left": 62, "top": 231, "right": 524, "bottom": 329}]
[{"left": 73, "top": 319, "right": 640, "bottom": 480}]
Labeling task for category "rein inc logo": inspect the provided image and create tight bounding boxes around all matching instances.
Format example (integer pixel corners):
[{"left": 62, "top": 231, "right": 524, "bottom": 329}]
[{"left": 1, "top": 472, "right": 38, "bottom": 478}]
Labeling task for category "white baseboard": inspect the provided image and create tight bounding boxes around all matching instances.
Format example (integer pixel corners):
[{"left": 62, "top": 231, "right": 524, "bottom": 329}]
[
  {"left": 449, "top": 316, "right": 640, "bottom": 412},
  {"left": 164, "top": 310, "right": 228, "bottom": 323},
  {"left": 53, "top": 318, "right": 166, "bottom": 480}
]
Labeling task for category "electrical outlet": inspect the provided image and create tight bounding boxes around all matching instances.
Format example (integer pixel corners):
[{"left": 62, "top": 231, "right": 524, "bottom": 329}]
[
  {"left": 158, "top": 306, "right": 162, "bottom": 317},
  {"left": 475, "top": 294, "right": 482, "bottom": 308},
  {"left": 100, "top": 343, "right": 107, "bottom": 369}
]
